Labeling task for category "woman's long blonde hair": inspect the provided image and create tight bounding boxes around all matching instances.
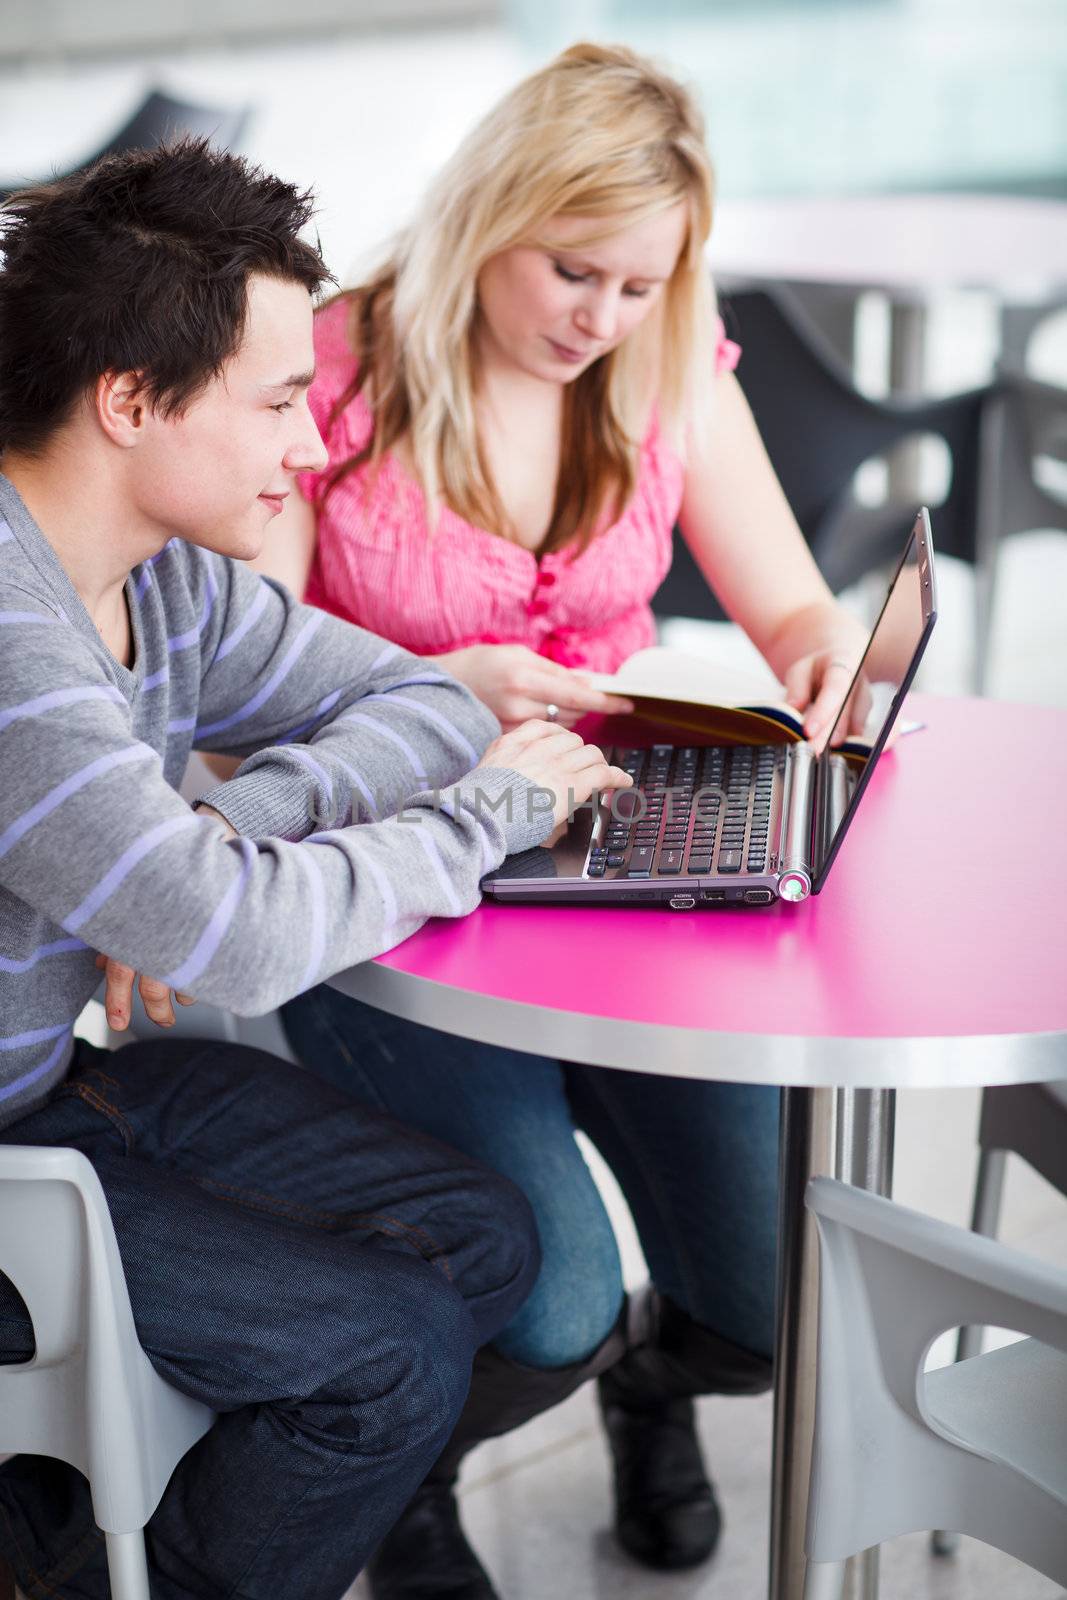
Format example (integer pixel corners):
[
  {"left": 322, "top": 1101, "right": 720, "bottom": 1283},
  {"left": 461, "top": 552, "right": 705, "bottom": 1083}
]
[{"left": 322, "top": 41, "right": 717, "bottom": 558}]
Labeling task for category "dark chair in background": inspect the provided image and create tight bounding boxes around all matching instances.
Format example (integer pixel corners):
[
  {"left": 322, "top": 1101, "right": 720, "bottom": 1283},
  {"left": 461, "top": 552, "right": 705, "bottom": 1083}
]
[
  {"left": 652, "top": 284, "right": 996, "bottom": 686},
  {"left": 985, "top": 371, "right": 1067, "bottom": 543},
  {"left": 963, "top": 370, "right": 1067, "bottom": 692},
  {"left": 0, "top": 88, "right": 251, "bottom": 201}
]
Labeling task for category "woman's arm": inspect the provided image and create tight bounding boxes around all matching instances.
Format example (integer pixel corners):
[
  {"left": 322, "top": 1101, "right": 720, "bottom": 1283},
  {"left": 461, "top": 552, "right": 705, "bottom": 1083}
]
[
  {"left": 678, "top": 370, "right": 868, "bottom": 741},
  {"left": 249, "top": 483, "right": 319, "bottom": 597}
]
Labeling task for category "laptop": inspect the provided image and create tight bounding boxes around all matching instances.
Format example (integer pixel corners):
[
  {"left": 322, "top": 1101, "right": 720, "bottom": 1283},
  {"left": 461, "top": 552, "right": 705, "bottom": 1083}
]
[{"left": 481, "top": 507, "right": 937, "bottom": 909}]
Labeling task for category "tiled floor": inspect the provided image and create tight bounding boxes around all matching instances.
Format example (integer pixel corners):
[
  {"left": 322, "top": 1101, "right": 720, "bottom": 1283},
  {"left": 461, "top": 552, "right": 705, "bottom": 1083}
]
[{"left": 7, "top": 21, "right": 1066, "bottom": 1600}]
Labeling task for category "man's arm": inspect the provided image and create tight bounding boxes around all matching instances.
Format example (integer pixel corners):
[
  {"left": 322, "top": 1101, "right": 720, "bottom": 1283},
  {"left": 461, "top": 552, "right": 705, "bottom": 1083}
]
[
  {"left": 0, "top": 590, "right": 548, "bottom": 1016},
  {"left": 185, "top": 545, "right": 502, "bottom": 840}
]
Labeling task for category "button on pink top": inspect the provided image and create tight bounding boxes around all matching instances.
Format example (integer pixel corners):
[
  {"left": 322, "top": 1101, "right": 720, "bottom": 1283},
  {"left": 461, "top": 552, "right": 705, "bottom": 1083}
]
[{"left": 298, "top": 298, "right": 741, "bottom": 672}]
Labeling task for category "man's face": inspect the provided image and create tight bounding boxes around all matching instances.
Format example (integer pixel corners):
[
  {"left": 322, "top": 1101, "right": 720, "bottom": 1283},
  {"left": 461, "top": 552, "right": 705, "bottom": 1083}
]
[{"left": 131, "top": 273, "right": 328, "bottom": 560}]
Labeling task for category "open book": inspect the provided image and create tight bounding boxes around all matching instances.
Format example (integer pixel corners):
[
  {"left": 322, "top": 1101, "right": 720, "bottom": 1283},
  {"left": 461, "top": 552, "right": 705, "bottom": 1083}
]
[{"left": 587, "top": 646, "right": 906, "bottom": 756}]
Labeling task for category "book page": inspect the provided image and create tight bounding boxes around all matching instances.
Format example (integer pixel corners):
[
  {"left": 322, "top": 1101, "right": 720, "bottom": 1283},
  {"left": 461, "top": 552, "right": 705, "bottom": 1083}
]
[{"left": 587, "top": 646, "right": 791, "bottom": 715}]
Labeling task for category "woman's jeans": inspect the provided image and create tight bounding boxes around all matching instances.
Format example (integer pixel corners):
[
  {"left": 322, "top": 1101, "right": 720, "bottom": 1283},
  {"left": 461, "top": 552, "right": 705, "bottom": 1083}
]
[
  {"left": 0, "top": 1036, "right": 539, "bottom": 1600},
  {"left": 281, "top": 985, "right": 780, "bottom": 1370}
]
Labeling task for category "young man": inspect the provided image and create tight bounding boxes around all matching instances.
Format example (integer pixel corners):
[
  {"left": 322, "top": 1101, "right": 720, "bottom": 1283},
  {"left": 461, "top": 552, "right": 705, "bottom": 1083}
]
[{"left": 0, "top": 141, "right": 629, "bottom": 1599}]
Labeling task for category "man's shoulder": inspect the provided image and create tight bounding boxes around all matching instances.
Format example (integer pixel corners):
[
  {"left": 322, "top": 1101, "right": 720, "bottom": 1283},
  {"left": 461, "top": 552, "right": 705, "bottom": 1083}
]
[
  {"left": 0, "top": 517, "right": 68, "bottom": 622},
  {"left": 0, "top": 576, "right": 108, "bottom": 705},
  {"left": 0, "top": 570, "right": 72, "bottom": 631}
]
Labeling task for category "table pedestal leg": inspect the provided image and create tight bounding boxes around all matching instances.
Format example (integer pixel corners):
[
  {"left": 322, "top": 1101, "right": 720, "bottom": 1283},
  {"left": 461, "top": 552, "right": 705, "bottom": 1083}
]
[
  {"left": 886, "top": 299, "right": 927, "bottom": 501},
  {"left": 768, "top": 1084, "right": 896, "bottom": 1600}
]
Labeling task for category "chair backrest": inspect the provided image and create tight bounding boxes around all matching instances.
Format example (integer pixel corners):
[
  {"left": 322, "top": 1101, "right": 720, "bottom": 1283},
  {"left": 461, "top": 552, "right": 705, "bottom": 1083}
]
[
  {"left": 978, "top": 1080, "right": 1067, "bottom": 1198},
  {"left": 804, "top": 1177, "right": 1067, "bottom": 1582},
  {"left": 0, "top": 88, "right": 250, "bottom": 201},
  {"left": 726, "top": 286, "right": 994, "bottom": 573},
  {"left": 92, "top": 88, "right": 251, "bottom": 164},
  {"left": 992, "top": 373, "right": 1067, "bottom": 540},
  {"left": 651, "top": 283, "right": 993, "bottom": 623},
  {"left": 0, "top": 1145, "right": 213, "bottom": 1531}
]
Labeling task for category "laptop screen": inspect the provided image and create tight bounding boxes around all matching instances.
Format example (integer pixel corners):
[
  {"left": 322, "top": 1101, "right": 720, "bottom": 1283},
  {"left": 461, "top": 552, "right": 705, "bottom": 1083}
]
[{"left": 812, "top": 508, "right": 938, "bottom": 891}]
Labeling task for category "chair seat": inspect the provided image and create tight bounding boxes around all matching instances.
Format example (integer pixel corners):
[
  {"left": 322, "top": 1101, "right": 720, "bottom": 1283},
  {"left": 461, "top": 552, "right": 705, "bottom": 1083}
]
[{"left": 925, "top": 1337, "right": 1067, "bottom": 1501}]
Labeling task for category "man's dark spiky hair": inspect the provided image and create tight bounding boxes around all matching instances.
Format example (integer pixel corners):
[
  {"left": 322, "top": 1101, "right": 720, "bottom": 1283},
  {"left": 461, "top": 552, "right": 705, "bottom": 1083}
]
[{"left": 0, "top": 137, "right": 334, "bottom": 454}]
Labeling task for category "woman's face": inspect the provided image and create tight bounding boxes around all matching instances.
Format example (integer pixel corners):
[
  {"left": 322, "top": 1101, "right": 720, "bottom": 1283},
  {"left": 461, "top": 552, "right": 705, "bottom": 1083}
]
[{"left": 475, "top": 201, "right": 690, "bottom": 385}]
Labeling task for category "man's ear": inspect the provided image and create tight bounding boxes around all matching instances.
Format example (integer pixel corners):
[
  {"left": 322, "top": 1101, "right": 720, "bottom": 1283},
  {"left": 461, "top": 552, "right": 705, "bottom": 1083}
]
[{"left": 94, "top": 371, "right": 149, "bottom": 448}]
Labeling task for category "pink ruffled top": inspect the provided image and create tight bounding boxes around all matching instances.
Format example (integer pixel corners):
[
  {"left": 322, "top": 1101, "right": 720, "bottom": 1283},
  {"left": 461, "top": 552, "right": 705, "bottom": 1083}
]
[{"left": 299, "top": 298, "right": 740, "bottom": 672}]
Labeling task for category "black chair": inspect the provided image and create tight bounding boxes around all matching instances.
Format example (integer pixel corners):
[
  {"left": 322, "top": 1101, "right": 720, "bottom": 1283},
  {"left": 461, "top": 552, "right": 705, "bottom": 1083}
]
[
  {"left": 986, "top": 371, "right": 1067, "bottom": 540},
  {"left": 652, "top": 284, "right": 997, "bottom": 684},
  {"left": 0, "top": 88, "right": 251, "bottom": 201}
]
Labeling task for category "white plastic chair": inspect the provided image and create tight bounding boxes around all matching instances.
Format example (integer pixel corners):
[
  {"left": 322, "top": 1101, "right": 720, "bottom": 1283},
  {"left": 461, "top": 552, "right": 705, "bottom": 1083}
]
[
  {"left": 932, "top": 1078, "right": 1067, "bottom": 1555},
  {"left": 0, "top": 1145, "right": 215, "bottom": 1599},
  {"left": 802, "top": 1176, "right": 1067, "bottom": 1600}
]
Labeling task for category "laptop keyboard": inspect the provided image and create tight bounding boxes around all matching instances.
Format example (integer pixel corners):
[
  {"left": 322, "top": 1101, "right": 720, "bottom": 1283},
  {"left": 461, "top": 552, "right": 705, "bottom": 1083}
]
[{"left": 587, "top": 744, "right": 776, "bottom": 879}]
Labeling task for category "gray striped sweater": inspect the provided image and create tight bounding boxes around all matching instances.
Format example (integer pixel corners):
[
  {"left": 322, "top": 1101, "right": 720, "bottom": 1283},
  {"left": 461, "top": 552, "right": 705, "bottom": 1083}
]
[{"left": 0, "top": 474, "right": 550, "bottom": 1130}]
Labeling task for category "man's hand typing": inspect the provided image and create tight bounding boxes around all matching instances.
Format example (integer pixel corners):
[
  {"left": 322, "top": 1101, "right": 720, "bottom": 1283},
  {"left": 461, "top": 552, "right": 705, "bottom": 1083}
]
[{"left": 475, "top": 720, "right": 633, "bottom": 828}]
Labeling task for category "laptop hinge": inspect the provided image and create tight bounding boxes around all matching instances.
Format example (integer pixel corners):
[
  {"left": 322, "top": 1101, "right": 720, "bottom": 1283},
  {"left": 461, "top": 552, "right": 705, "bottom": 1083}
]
[
  {"left": 812, "top": 747, "right": 852, "bottom": 878},
  {"left": 781, "top": 742, "right": 815, "bottom": 888}
]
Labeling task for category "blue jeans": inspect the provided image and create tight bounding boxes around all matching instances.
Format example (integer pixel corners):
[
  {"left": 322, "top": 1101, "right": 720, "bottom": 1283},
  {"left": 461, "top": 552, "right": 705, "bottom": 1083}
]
[
  {"left": 280, "top": 986, "right": 780, "bottom": 1370},
  {"left": 0, "top": 1037, "right": 539, "bottom": 1599}
]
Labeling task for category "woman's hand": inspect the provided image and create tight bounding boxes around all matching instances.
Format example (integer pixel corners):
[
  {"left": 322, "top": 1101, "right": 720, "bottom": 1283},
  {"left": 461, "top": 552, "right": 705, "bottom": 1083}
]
[
  {"left": 431, "top": 644, "right": 633, "bottom": 731},
  {"left": 784, "top": 647, "right": 872, "bottom": 751},
  {"left": 475, "top": 719, "right": 633, "bottom": 828}
]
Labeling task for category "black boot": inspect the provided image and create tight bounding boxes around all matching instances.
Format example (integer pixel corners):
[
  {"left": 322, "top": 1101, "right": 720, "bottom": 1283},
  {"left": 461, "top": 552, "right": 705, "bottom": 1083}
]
[
  {"left": 364, "top": 1482, "right": 496, "bottom": 1600},
  {"left": 597, "top": 1288, "right": 773, "bottom": 1572},
  {"left": 367, "top": 1316, "right": 627, "bottom": 1600}
]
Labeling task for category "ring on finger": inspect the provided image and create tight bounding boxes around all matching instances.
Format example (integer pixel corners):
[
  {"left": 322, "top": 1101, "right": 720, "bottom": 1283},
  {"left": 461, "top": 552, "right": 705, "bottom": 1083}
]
[{"left": 546, "top": 702, "right": 560, "bottom": 721}]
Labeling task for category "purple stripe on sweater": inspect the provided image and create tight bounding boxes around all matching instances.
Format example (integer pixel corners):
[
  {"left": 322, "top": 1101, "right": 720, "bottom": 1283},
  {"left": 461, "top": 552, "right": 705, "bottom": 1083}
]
[
  {"left": 0, "top": 610, "right": 60, "bottom": 626},
  {"left": 283, "top": 747, "right": 334, "bottom": 821},
  {"left": 0, "top": 520, "right": 13, "bottom": 546},
  {"left": 333, "top": 756, "right": 377, "bottom": 821},
  {"left": 411, "top": 829, "right": 463, "bottom": 915},
  {"left": 0, "top": 937, "right": 87, "bottom": 975},
  {"left": 196, "top": 611, "right": 325, "bottom": 738},
  {"left": 293, "top": 846, "right": 326, "bottom": 992},
  {"left": 0, "top": 684, "right": 125, "bottom": 737},
  {"left": 167, "top": 716, "right": 197, "bottom": 734},
  {"left": 277, "top": 688, "right": 343, "bottom": 745},
  {"left": 165, "top": 552, "right": 218, "bottom": 654},
  {"left": 0, "top": 744, "right": 153, "bottom": 862},
  {"left": 213, "top": 581, "right": 270, "bottom": 664},
  {"left": 368, "top": 643, "right": 400, "bottom": 674},
  {"left": 64, "top": 813, "right": 199, "bottom": 932},
  {"left": 339, "top": 711, "right": 426, "bottom": 782},
  {"left": 132, "top": 540, "right": 177, "bottom": 598},
  {"left": 437, "top": 796, "right": 495, "bottom": 875},
  {"left": 163, "top": 836, "right": 254, "bottom": 991},
  {"left": 143, "top": 665, "right": 169, "bottom": 691},
  {"left": 360, "top": 692, "right": 479, "bottom": 765},
  {"left": 372, "top": 674, "right": 450, "bottom": 691},
  {"left": 310, "top": 833, "right": 398, "bottom": 928},
  {"left": 0, "top": 1022, "right": 70, "bottom": 1052},
  {"left": 0, "top": 1029, "right": 71, "bottom": 1104}
]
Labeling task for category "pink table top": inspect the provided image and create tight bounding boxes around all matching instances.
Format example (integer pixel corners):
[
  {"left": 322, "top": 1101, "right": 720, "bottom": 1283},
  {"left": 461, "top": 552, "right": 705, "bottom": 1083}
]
[{"left": 334, "top": 696, "right": 1067, "bottom": 1087}]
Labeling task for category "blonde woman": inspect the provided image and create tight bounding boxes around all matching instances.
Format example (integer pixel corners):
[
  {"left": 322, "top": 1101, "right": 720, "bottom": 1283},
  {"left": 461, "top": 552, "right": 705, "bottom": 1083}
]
[{"left": 265, "top": 44, "right": 866, "bottom": 1600}]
